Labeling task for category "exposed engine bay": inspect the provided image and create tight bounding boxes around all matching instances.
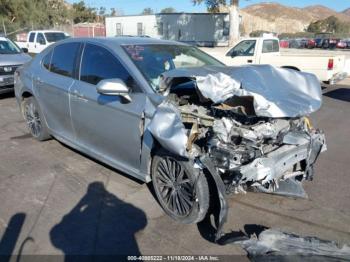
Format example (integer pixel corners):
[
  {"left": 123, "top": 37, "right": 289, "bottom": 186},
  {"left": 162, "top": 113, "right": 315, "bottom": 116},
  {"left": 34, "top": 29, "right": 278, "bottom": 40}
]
[
  {"left": 147, "top": 65, "right": 327, "bottom": 241},
  {"left": 168, "top": 83, "right": 325, "bottom": 195}
]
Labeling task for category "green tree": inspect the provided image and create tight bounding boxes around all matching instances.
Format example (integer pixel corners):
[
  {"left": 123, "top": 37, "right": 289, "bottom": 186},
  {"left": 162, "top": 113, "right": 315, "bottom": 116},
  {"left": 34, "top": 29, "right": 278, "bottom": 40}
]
[
  {"left": 71, "top": 1, "right": 97, "bottom": 24},
  {"left": 307, "top": 16, "right": 350, "bottom": 34},
  {"left": 141, "top": 8, "right": 154, "bottom": 15},
  {"left": 192, "top": 0, "right": 241, "bottom": 45},
  {"left": 160, "top": 7, "right": 176, "bottom": 13}
]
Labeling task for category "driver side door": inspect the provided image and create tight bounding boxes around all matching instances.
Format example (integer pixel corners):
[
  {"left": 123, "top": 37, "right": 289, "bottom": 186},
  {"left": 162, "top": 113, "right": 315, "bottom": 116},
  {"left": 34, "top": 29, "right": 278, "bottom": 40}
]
[
  {"left": 225, "top": 40, "right": 257, "bottom": 66},
  {"left": 35, "top": 33, "right": 47, "bottom": 53},
  {"left": 70, "top": 43, "right": 147, "bottom": 176}
]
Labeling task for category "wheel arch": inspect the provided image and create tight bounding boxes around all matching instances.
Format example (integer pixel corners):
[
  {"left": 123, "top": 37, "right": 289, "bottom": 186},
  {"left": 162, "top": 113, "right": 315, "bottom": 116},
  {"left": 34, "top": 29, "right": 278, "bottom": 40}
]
[{"left": 281, "top": 66, "right": 301, "bottom": 71}]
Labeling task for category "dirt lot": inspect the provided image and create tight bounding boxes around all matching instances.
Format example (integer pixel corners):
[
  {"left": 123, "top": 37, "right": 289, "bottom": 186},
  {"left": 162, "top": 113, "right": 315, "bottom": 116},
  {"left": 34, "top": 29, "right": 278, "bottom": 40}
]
[{"left": 0, "top": 78, "right": 350, "bottom": 258}]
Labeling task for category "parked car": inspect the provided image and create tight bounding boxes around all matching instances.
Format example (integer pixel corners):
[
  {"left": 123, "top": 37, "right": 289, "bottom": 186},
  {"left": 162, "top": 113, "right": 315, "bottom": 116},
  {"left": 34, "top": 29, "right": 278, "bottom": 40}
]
[
  {"left": 336, "top": 40, "right": 347, "bottom": 49},
  {"left": 0, "top": 36, "right": 31, "bottom": 94},
  {"left": 14, "top": 37, "right": 326, "bottom": 240},
  {"left": 211, "top": 36, "right": 349, "bottom": 85},
  {"left": 288, "top": 38, "right": 307, "bottom": 49},
  {"left": 279, "top": 39, "right": 289, "bottom": 48},
  {"left": 321, "top": 38, "right": 338, "bottom": 49},
  {"left": 16, "top": 30, "right": 69, "bottom": 54},
  {"left": 307, "top": 39, "right": 316, "bottom": 49},
  {"left": 346, "top": 40, "right": 350, "bottom": 49}
]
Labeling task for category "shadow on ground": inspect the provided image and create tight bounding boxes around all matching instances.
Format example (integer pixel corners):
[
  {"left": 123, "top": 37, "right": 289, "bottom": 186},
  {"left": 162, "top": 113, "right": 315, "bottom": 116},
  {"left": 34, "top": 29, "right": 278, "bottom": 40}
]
[
  {"left": 323, "top": 88, "right": 350, "bottom": 102},
  {"left": 49, "top": 182, "right": 147, "bottom": 259},
  {"left": 0, "top": 213, "right": 26, "bottom": 262}
]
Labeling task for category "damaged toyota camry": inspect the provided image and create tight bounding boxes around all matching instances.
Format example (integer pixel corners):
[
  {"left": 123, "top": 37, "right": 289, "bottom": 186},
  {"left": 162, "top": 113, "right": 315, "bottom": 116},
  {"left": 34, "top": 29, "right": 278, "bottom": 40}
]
[{"left": 14, "top": 37, "right": 326, "bottom": 240}]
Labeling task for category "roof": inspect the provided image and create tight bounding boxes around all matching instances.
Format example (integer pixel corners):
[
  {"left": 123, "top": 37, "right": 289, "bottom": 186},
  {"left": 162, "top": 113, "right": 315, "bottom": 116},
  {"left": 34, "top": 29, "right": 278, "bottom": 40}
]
[
  {"left": 28, "top": 30, "right": 66, "bottom": 33},
  {"left": 106, "top": 12, "right": 228, "bottom": 18},
  {"left": 62, "top": 36, "right": 187, "bottom": 46}
]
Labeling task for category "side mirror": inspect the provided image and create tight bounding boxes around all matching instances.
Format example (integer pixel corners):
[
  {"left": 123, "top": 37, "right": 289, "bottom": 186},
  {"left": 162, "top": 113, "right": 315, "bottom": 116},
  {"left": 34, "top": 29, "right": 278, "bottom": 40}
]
[
  {"left": 22, "top": 48, "right": 29, "bottom": 53},
  {"left": 226, "top": 50, "right": 238, "bottom": 57},
  {"left": 96, "top": 78, "right": 131, "bottom": 101}
]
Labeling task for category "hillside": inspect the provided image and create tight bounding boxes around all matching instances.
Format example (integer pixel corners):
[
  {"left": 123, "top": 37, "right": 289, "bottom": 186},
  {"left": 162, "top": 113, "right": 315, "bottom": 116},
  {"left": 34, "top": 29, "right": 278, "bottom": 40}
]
[
  {"left": 343, "top": 8, "right": 350, "bottom": 16},
  {"left": 240, "top": 2, "right": 350, "bottom": 34}
]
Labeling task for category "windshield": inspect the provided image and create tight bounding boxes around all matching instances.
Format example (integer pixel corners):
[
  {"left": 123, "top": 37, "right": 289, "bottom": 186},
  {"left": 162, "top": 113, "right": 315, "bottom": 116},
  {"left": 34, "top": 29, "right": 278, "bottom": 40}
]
[
  {"left": 0, "top": 39, "right": 22, "bottom": 54},
  {"left": 123, "top": 44, "right": 224, "bottom": 91},
  {"left": 44, "top": 32, "right": 67, "bottom": 43}
]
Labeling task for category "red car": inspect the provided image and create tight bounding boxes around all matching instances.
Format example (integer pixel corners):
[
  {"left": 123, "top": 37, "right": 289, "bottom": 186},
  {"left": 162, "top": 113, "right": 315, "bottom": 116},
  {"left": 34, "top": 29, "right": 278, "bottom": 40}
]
[
  {"left": 307, "top": 39, "right": 316, "bottom": 49},
  {"left": 279, "top": 39, "right": 289, "bottom": 48},
  {"left": 336, "top": 40, "right": 347, "bottom": 49}
]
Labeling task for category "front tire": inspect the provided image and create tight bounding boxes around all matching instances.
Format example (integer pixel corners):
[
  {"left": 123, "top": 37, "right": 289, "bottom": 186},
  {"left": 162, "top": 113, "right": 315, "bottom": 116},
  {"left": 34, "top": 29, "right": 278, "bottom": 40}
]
[
  {"left": 151, "top": 149, "right": 209, "bottom": 224},
  {"left": 22, "top": 97, "right": 50, "bottom": 141}
]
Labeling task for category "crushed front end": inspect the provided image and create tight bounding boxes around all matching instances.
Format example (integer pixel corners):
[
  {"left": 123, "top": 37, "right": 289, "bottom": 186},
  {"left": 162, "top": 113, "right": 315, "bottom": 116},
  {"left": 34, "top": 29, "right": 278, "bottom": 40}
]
[{"left": 147, "top": 65, "right": 327, "bottom": 241}]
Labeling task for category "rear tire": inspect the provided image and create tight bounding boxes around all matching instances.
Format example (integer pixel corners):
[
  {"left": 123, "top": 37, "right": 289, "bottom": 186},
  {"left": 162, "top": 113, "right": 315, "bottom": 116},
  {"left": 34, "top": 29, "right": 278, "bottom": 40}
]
[
  {"left": 151, "top": 149, "right": 209, "bottom": 224},
  {"left": 22, "top": 97, "right": 50, "bottom": 141}
]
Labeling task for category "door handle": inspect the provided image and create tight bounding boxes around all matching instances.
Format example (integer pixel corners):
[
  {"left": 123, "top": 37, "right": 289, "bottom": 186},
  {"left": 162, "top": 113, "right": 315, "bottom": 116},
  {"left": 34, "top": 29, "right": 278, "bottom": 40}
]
[
  {"left": 35, "top": 77, "right": 43, "bottom": 84},
  {"left": 72, "top": 90, "right": 87, "bottom": 100},
  {"left": 247, "top": 60, "right": 253, "bottom": 63}
]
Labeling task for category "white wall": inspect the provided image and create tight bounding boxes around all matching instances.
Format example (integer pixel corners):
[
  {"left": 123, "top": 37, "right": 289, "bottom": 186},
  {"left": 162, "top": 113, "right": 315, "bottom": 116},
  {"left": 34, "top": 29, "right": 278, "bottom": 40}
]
[
  {"left": 105, "top": 13, "right": 230, "bottom": 46},
  {"left": 105, "top": 15, "right": 158, "bottom": 38}
]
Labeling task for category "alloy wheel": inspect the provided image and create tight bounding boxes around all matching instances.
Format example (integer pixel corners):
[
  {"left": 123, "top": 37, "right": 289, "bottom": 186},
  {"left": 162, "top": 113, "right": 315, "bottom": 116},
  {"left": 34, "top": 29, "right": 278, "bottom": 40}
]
[
  {"left": 154, "top": 157, "right": 196, "bottom": 217},
  {"left": 24, "top": 101, "right": 42, "bottom": 138}
]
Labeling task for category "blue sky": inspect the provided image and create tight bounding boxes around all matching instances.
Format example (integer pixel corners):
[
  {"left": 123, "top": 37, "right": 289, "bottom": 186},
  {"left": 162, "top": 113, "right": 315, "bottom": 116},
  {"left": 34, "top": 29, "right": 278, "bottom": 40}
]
[{"left": 66, "top": 0, "right": 349, "bottom": 14}]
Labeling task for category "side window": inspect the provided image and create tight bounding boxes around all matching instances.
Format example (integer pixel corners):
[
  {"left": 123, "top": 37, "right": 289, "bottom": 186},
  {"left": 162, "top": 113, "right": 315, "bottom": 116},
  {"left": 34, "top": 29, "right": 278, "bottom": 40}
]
[
  {"left": 157, "top": 22, "right": 163, "bottom": 36},
  {"left": 37, "top": 33, "right": 46, "bottom": 45},
  {"left": 50, "top": 42, "right": 80, "bottom": 78},
  {"left": 137, "top": 23, "right": 143, "bottom": 36},
  {"left": 80, "top": 44, "right": 135, "bottom": 88},
  {"left": 262, "top": 40, "right": 279, "bottom": 53},
  {"left": 29, "top": 33, "right": 35, "bottom": 43},
  {"left": 42, "top": 50, "right": 53, "bottom": 70},
  {"left": 116, "top": 23, "right": 122, "bottom": 36},
  {"left": 227, "top": 40, "right": 256, "bottom": 57}
]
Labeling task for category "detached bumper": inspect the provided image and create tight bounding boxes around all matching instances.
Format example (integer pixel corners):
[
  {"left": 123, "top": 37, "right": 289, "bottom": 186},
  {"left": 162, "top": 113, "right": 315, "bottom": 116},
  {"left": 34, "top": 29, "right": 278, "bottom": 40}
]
[{"left": 239, "top": 131, "right": 326, "bottom": 184}]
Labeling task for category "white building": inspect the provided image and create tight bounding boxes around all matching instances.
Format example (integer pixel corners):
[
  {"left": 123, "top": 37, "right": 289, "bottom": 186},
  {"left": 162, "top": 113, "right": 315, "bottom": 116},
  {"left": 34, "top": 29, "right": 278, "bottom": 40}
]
[{"left": 105, "top": 13, "right": 230, "bottom": 47}]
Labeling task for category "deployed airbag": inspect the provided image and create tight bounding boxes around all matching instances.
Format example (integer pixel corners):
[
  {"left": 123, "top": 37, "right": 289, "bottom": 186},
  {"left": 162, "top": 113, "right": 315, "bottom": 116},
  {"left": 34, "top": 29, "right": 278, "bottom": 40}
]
[{"left": 160, "top": 65, "right": 323, "bottom": 118}]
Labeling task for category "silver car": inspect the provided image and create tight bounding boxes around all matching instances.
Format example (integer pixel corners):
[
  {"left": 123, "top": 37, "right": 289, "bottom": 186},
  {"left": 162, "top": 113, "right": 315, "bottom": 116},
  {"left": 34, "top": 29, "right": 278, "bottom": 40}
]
[
  {"left": 0, "top": 36, "right": 31, "bottom": 94},
  {"left": 14, "top": 37, "right": 326, "bottom": 241}
]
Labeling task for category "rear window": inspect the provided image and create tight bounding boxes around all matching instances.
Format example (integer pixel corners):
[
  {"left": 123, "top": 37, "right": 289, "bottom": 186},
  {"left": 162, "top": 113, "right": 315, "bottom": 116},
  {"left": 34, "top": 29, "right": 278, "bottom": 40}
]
[
  {"left": 44, "top": 33, "right": 67, "bottom": 43},
  {"left": 262, "top": 40, "right": 279, "bottom": 53},
  {"left": 50, "top": 43, "right": 80, "bottom": 78}
]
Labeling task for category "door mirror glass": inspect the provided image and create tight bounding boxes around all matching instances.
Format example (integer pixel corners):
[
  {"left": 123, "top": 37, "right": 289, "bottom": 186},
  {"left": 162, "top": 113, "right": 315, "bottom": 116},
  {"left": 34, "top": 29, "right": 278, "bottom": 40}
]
[
  {"left": 22, "top": 48, "right": 29, "bottom": 53},
  {"left": 96, "top": 78, "right": 131, "bottom": 101}
]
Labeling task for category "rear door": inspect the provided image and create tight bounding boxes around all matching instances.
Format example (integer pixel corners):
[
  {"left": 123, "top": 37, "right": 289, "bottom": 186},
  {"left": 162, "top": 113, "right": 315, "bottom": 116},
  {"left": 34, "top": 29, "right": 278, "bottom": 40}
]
[
  {"left": 35, "top": 42, "right": 81, "bottom": 140},
  {"left": 70, "top": 43, "right": 146, "bottom": 172},
  {"left": 258, "top": 39, "right": 280, "bottom": 64}
]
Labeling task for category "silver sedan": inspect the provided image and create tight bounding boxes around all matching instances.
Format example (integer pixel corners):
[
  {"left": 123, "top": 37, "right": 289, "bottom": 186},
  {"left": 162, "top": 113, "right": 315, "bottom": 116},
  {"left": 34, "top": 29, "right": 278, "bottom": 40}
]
[{"left": 14, "top": 37, "right": 326, "bottom": 241}]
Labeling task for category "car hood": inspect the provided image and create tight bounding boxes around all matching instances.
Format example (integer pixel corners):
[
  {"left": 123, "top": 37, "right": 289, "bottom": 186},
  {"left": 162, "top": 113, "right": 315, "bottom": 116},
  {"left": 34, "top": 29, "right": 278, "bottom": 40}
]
[
  {"left": 159, "top": 65, "right": 322, "bottom": 118},
  {"left": 0, "top": 53, "right": 32, "bottom": 66}
]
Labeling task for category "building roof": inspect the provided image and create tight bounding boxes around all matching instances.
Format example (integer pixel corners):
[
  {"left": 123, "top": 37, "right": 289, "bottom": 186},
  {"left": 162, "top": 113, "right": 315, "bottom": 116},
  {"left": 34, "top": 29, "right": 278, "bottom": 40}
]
[
  {"left": 62, "top": 36, "right": 187, "bottom": 46},
  {"left": 105, "top": 12, "right": 229, "bottom": 18}
]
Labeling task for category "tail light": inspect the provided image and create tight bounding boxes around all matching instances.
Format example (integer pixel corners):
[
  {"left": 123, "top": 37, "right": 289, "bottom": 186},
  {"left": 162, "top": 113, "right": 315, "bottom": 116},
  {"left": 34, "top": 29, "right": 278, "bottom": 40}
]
[{"left": 328, "top": 59, "right": 334, "bottom": 70}]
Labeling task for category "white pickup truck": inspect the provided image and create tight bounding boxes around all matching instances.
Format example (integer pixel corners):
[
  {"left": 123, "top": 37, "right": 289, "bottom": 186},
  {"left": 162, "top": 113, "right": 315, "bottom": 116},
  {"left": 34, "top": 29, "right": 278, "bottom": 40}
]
[
  {"left": 207, "top": 37, "right": 349, "bottom": 85},
  {"left": 16, "top": 30, "right": 69, "bottom": 54}
]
